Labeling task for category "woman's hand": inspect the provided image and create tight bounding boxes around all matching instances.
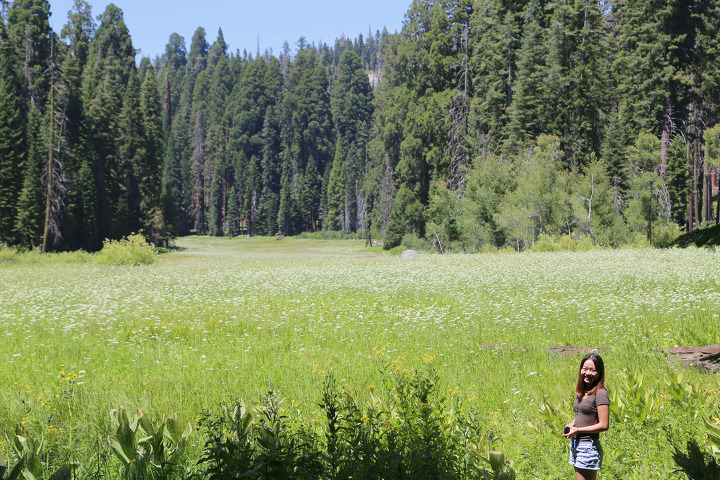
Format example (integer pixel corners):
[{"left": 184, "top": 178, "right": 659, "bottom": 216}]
[{"left": 562, "top": 424, "right": 577, "bottom": 438}]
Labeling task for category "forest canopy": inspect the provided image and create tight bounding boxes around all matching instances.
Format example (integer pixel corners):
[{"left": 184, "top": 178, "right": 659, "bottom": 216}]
[{"left": 1, "top": 0, "right": 718, "bottom": 252}]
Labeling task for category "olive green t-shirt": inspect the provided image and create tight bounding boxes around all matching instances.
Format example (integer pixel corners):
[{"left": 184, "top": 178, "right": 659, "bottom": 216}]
[{"left": 573, "top": 388, "right": 609, "bottom": 440}]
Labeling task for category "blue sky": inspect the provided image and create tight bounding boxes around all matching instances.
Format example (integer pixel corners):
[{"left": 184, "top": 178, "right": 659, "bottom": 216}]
[{"left": 47, "top": 0, "right": 409, "bottom": 60}]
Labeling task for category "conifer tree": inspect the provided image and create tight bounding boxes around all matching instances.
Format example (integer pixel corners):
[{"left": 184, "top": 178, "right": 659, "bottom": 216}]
[
  {"left": 505, "top": 0, "right": 549, "bottom": 153},
  {"left": 469, "top": 0, "right": 525, "bottom": 156},
  {"left": 6, "top": 0, "right": 51, "bottom": 106},
  {"left": 545, "top": 0, "right": 606, "bottom": 166},
  {"left": 14, "top": 105, "right": 45, "bottom": 248},
  {"left": 80, "top": 3, "right": 136, "bottom": 247},
  {"left": 116, "top": 72, "right": 144, "bottom": 237},
  {"left": 58, "top": 0, "right": 93, "bottom": 250},
  {"left": 328, "top": 50, "right": 373, "bottom": 231},
  {"left": 139, "top": 64, "right": 164, "bottom": 242},
  {"left": 0, "top": 25, "right": 25, "bottom": 244}
]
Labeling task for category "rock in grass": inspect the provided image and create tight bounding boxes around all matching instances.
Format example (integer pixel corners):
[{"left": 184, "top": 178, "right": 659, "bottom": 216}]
[{"left": 400, "top": 249, "right": 419, "bottom": 259}]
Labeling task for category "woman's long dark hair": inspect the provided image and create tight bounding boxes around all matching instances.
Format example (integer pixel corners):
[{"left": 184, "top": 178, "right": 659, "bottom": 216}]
[{"left": 575, "top": 353, "right": 605, "bottom": 398}]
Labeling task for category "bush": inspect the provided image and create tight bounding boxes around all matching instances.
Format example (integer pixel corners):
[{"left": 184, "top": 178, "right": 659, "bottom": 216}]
[
  {"left": 530, "top": 234, "right": 562, "bottom": 252},
  {"left": 401, "top": 233, "right": 431, "bottom": 252},
  {"left": 198, "top": 370, "right": 509, "bottom": 480},
  {"left": 94, "top": 234, "right": 157, "bottom": 266},
  {"left": 652, "top": 222, "right": 682, "bottom": 248},
  {"left": 530, "top": 234, "right": 597, "bottom": 252},
  {"left": 0, "top": 245, "right": 92, "bottom": 264},
  {"left": 672, "top": 439, "right": 720, "bottom": 480},
  {"left": 673, "top": 223, "right": 720, "bottom": 248},
  {"left": 299, "top": 230, "right": 364, "bottom": 240},
  {"left": 0, "top": 243, "right": 17, "bottom": 263}
]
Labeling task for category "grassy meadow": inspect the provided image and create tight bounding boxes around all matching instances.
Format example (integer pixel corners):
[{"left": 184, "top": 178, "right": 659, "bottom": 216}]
[{"left": 1, "top": 236, "right": 719, "bottom": 479}]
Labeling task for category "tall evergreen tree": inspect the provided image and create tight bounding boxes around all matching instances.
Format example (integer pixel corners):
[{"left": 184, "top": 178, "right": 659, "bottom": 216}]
[
  {"left": 327, "top": 49, "right": 373, "bottom": 231},
  {"left": 139, "top": 64, "right": 164, "bottom": 242},
  {"left": 0, "top": 25, "right": 25, "bottom": 244},
  {"left": 469, "top": 0, "right": 526, "bottom": 156},
  {"left": 545, "top": 0, "right": 606, "bottom": 166},
  {"left": 6, "top": 0, "right": 51, "bottom": 106},
  {"left": 14, "top": 105, "right": 45, "bottom": 248},
  {"left": 505, "top": 0, "right": 549, "bottom": 153},
  {"left": 80, "top": 3, "right": 136, "bottom": 247}
]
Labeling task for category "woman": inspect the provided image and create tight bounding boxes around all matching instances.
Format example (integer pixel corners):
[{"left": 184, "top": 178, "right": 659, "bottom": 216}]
[{"left": 563, "top": 353, "right": 610, "bottom": 480}]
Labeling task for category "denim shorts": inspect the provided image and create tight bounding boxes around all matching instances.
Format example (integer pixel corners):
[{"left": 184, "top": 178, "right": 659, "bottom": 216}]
[{"left": 568, "top": 437, "right": 603, "bottom": 470}]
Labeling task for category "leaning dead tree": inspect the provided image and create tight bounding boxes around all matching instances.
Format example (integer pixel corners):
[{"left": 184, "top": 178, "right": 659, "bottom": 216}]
[
  {"left": 446, "top": 25, "right": 471, "bottom": 194},
  {"left": 42, "top": 35, "right": 68, "bottom": 253}
]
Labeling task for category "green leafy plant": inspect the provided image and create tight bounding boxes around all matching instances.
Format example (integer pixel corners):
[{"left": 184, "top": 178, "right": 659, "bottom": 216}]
[
  {"left": 95, "top": 234, "right": 157, "bottom": 266},
  {"left": 673, "top": 439, "right": 720, "bottom": 480},
  {"left": 0, "top": 243, "right": 17, "bottom": 263},
  {"left": 108, "top": 407, "right": 191, "bottom": 480},
  {"left": 537, "top": 397, "right": 571, "bottom": 435},
  {"left": 704, "top": 408, "right": 720, "bottom": 454},
  {"left": 609, "top": 370, "right": 658, "bottom": 425},
  {"left": 198, "top": 370, "right": 503, "bottom": 479},
  {"left": 664, "top": 370, "right": 705, "bottom": 411},
  {"left": 1, "top": 430, "right": 71, "bottom": 480},
  {"left": 487, "top": 450, "right": 516, "bottom": 480}
]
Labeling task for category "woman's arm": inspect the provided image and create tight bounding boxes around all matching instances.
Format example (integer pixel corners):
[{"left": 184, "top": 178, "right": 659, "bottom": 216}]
[{"left": 564, "top": 405, "right": 609, "bottom": 438}]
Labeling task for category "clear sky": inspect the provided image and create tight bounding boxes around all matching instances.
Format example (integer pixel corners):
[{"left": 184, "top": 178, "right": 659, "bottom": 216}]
[{"left": 47, "top": 0, "right": 410, "bottom": 60}]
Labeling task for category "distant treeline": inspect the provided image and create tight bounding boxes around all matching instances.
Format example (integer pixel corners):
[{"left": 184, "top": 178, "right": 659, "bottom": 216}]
[{"left": 1, "top": 0, "right": 719, "bottom": 252}]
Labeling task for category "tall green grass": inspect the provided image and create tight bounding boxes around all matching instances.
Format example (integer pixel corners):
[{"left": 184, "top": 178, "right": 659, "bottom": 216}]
[{"left": 0, "top": 236, "right": 718, "bottom": 478}]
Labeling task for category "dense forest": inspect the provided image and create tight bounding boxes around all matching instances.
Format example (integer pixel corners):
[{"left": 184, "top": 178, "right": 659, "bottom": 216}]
[{"left": 1, "top": 0, "right": 719, "bottom": 252}]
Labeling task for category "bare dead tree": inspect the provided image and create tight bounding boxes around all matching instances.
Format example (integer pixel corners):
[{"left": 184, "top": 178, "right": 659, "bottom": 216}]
[
  {"left": 250, "top": 188, "right": 258, "bottom": 236},
  {"left": 355, "top": 179, "right": 366, "bottom": 232},
  {"left": 578, "top": 173, "right": 595, "bottom": 235},
  {"left": 378, "top": 157, "right": 394, "bottom": 236},
  {"left": 42, "top": 35, "right": 68, "bottom": 253},
  {"left": 191, "top": 113, "right": 205, "bottom": 234},
  {"left": 164, "top": 72, "right": 172, "bottom": 128},
  {"left": 446, "top": 25, "right": 471, "bottom": 194}
]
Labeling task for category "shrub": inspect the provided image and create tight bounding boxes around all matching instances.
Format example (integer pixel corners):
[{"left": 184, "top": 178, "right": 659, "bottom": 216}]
[
  {"left": 387, "top": 246, "right": 406, "bottom": 256},
  {"left": 673, "top": 223, "right": 720, "bottom": 248},
  {"left": 300, "top": 230, "right": 364, "bottom": 240},
  {"left": 530, "top": 234, "right": 597, "bottom": 252},
  {"left": 652, "top": 222, "right": 682, "bottom": 248},
  {"left": 401, "top": 233, "right": 431, "bottom": 252},
  {"left": 672, "top": 439, "right": 720, "bottom": 480},
  {"left": 0, "top": 243, "right": 17, "bottom": 263},
  {"left": 198, "top": 370, "right": 511, "bottom": 480},
  {"left": 94, "top": 234, "right": 157, "bottom": 266},
  {"left": 530, "top": 234, "right": 562, "bottom": 252}
]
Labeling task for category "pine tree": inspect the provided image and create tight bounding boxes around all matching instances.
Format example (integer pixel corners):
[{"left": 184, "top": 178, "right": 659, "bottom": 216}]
[
  {"left": 58, "top": 0, "right": 94, "bottom": 250},
  {"left": 60, "top": 0, "right": 94, "bottom": 73},
  {"left": 0, "top": 26, "right": 25, "bottom": 244},
  {"left": 613, "top": 0, "right": 697, "bottom": 180},
  {"left": 116, "top": 72, "right": 144, "bottom": 237},
  {"left": 280, "top": 45, "right": 334, "bottom": 233},
  {"left": 505, "top": 0, "right": 549, "bottom": 153},
  {"left": 80, "top": 3, "right": 136, "bottom": 247},
  {"left": 14, "top": 105, "right": 45, "bottom": 248},
  {"left": 41, "top": 34, "right": 68, "bottom": 252},
  {"left": 6, "top": 0, "right": 51, "bottom": 106},
  {"left": 469, "top": 0, "right": 526, "bottom": 156},
  {"left": 139, "top": 64, "right": 164, "bottom": 242},
  {"left": 545, "top": 0, "right": 606, "bottom": 166},
  {"left": 329, "top": 50, "right": 373, "bottom": 231}
]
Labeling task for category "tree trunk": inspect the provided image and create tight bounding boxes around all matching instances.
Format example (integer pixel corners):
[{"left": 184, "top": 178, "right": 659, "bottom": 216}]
[
  {"left": 703, "top": 160, "right": 712, "bottom": 224},
  {"left": 659, "top": 94, "right": 673, "bottom": 182},
  {"left": 693, "top": 146, "right": 700, "bottom": 229},
  {"left": 164, "top": 73, "right": 172, "bottom": 128}
]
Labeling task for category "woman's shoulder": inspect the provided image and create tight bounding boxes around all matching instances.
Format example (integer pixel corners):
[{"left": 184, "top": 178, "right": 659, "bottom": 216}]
[{"left": 594, "top": 387, "right": 610, "bottom": 405}]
